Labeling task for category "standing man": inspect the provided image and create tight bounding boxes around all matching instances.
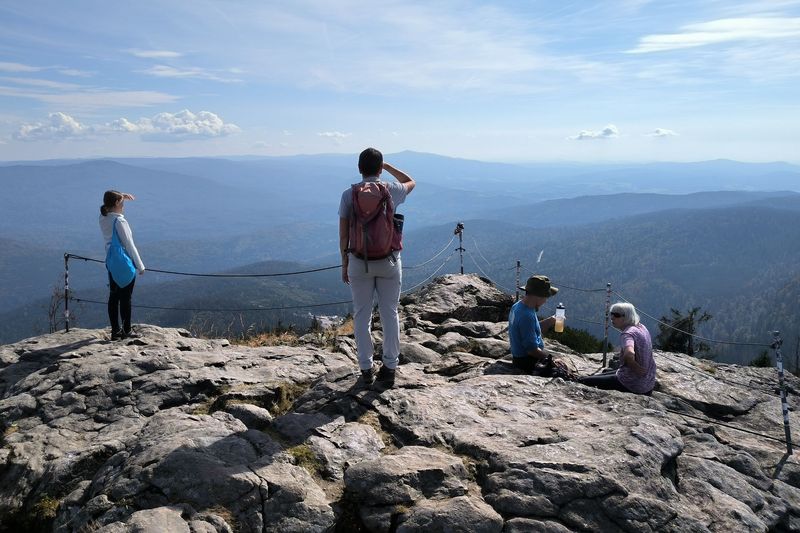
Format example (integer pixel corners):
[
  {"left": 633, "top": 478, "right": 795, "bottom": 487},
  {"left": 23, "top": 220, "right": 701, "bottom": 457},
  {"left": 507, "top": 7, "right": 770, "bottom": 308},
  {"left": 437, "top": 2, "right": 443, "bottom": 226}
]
[
  {"left": 339, "top": 148, "right": 415, "bottom": 387},
  {"left": 509, "top": 275, "right": 559, "bottom": 373}
]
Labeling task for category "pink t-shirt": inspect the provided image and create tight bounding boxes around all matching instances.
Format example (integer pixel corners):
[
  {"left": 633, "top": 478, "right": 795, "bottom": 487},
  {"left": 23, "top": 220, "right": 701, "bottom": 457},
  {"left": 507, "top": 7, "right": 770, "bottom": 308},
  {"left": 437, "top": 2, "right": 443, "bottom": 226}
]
[{"left": 616, "top": 324, "right": 656, "bottom": 394}]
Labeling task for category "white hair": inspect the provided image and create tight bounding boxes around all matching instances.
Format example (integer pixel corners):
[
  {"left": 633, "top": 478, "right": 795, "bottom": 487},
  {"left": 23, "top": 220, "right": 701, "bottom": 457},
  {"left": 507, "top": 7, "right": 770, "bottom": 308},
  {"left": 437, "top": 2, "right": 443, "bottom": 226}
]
[{"left": 610, "top": 302, "right": 639, "bottom": 327}]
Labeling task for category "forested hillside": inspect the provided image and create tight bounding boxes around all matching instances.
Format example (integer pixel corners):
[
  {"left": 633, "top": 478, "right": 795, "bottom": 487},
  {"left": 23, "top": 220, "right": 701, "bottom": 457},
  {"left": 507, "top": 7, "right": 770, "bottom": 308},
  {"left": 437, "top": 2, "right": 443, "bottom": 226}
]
[
  {"left": 2, "top": 155, "right": 799, "bottom": 360},
  {"left": 3, "top": 202, "right": 798, "bottom": 368}
]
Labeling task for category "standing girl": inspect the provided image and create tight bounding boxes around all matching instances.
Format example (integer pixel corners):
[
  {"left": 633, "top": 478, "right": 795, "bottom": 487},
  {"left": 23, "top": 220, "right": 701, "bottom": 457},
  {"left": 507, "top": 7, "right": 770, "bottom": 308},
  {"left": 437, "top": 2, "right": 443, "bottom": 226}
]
[{"left": 99, "top": 190, "right": 145, "bottom": 340}]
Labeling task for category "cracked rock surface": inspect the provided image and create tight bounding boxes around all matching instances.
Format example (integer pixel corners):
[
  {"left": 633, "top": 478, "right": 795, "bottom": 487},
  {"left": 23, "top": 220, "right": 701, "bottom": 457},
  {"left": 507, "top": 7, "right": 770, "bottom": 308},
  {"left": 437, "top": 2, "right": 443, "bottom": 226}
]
[{"left": 1, "top": 274, "right": 799, "bottom": 532}]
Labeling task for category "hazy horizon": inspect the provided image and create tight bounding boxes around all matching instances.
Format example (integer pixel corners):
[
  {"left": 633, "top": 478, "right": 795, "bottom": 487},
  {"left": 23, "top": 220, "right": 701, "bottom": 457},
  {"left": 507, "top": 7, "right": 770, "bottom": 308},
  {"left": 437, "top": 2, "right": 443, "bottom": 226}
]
[{"left": 2, "top": 151, "right": 800, "bottom": 167}]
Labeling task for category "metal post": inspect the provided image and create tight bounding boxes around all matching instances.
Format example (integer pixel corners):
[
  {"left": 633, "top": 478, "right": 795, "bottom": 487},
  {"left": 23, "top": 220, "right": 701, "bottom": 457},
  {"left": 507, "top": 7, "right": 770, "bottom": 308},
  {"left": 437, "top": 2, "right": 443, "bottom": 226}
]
[
  {"left": 794, "top": 335, "right": 799, "bottom": 375},
  {"left": 772, "top": 331, "right": 793, "bottom": 455},
  {"left": 459, "top": 232, "right": 464, "bottom": 274},
  {"left": 454, "top": 222, "right": 465, "bottom": 275},
  {"left": 602, "top": 282, "right": 611, "bottom": 367},
  {"left": 64, "top": 253, "right": 70, "bottom": 333},
  {"left": 515, "top": 260, "right": 521, "bottom": 302}
]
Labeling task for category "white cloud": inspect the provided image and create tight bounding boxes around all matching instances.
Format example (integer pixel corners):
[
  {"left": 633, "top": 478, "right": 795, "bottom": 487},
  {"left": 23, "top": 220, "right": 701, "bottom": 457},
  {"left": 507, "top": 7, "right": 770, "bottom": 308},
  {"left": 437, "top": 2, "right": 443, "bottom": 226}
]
[
  {"left": 122, "top": 111, "right": 235, "bottom": 139},
  {"left": 14, "top": 110, "right": 240, "bottom": 142},
  {"left": 13, "top": 112, "right": 88, "bottom": 141},
  {"left": 569, "top": 124, "right": 619, "bottom": 140},
  {"left": 0, "top": 61, "right": 42, "bottom": 73},
  {"left": 628, "top": 17, "right": 800, "bottom": 53},
  {"left": 141, "top": 65, "right": 242, "bottom": 83},
  {"left": 113, "top": 110, "right": 241, "bottom": 141},
  {"left": 317, "top": 131, "right": 352, "bottom": 145},
  {"left": 318, "top": 131, "right": 351, "bottom": 139},
  {"left": 106, "top": 117, "right": 140, "bottom": 133},
  {"left": 647, "top": 128, "right": 679, "bottom": 137},
  {"left": 128, "top": 49, "right": 183, "bottom": 59}
]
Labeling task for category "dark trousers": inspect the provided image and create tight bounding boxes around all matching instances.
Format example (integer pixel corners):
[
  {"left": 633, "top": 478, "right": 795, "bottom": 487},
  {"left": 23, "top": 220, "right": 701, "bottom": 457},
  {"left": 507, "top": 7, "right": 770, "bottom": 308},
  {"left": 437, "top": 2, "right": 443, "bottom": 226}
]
[
  {"left": 108, "top": 272, "right": 135, "bottom": 334},
  {"left": 578, "top": 371, "right": 631, "bottom": 393},
  {"left": 512, "top": 355, "right": 553, "bottom": 376}
]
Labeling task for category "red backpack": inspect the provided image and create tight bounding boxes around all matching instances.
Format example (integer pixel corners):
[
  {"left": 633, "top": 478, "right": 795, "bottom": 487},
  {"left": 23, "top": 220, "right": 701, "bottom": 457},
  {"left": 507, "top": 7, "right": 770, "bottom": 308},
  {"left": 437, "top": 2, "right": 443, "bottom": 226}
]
[{"left": 349, "top": 182, "right": 402, "bottom": 270}]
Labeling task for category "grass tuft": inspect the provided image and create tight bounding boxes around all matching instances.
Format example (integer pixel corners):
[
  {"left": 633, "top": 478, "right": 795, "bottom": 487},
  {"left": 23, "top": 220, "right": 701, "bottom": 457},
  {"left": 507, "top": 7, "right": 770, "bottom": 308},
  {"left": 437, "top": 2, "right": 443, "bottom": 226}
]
[
  {"left": 33, "top": 495, "right": 59, "bottom": 519},
  {"left": 288, "top": 444, "right": 322, "bottom": 476}
]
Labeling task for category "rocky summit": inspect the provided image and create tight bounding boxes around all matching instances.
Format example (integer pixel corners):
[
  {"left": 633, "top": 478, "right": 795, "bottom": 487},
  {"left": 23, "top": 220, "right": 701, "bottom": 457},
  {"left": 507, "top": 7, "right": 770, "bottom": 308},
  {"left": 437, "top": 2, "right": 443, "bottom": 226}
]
[{"left": 1, "top": 274, "right": 799, "bottom": 532}]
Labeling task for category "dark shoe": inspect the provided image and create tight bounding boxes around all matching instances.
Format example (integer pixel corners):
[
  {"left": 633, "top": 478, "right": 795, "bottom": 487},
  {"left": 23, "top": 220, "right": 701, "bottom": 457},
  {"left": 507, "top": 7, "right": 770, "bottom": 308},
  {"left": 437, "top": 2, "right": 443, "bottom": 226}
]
[
  {"left": 376, "top": 365, "right": 396, "bottom": 387},
  {"left": 110, "top": 330, "right": 124, "bottom": 341},
  {"left": 122, "top": 328, "right": 142, "bottom": 339},
  {"left": 360, "top": 366, "right": 376, "bottom": 386}
]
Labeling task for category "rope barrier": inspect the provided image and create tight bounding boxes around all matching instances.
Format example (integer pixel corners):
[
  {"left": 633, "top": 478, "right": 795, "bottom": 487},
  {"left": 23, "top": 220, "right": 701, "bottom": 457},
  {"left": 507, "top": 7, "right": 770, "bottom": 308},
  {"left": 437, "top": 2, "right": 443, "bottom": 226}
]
[
  {"left": 470, "top": 237, "right": 494, "bottom": 273},
  {"left": 519, "top": 263, "right": 606, "bottom": 293},
  {"left": 62, "top": 222, "right": 797, "bottom": 454},
  {"left": 64, "top": 231, "right": 796, "bottom": 448},
  {"left": 612, "top": 289, "right": 772, "bottom": 348},
  {"left": 65, "top": 240, "right": 781, "bottom": 351},
  {"left": 64, "top": 235, "right": 460, "bottom": 319},
  {"left": 465, "top": 251, "right": 515, "bottom": 294},
  {"left": 70, "top": 296, "right": 352, "bottom": 313},
  {"left": 401, "top": 250, "right": 457, "bottom": 294},
  {"left": 569, "top": 316, "right": 606, "bottom": 327},
  {"left": 403, "top": 235, "right": 456, "bottom": 270},
  {"left": 658, "top": 350, "right": 785, "bottom": 396},
  {"left": 552, "top": 282, "right": 607, "bottom": 294},
  {"left": 664, "top": 407, "right": 790, "bottom": 445},
  {"left": 66, "top": 253, "right": 340, "bottom": 278}
]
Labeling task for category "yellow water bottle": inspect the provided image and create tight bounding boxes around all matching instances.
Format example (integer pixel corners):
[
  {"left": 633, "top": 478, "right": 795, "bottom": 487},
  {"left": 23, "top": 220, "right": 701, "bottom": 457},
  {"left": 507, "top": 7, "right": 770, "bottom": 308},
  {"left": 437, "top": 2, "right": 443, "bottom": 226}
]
[{"left": 554, "top": 303, "right": 566, "bottom": 333}]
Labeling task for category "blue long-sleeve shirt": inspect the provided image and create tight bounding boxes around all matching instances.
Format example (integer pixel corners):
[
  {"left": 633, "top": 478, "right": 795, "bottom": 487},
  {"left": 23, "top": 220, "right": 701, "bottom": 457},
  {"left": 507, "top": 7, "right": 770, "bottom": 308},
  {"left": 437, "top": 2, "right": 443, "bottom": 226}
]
[{"left": 509, "top": 300, "right": 543, "bottom": 358}]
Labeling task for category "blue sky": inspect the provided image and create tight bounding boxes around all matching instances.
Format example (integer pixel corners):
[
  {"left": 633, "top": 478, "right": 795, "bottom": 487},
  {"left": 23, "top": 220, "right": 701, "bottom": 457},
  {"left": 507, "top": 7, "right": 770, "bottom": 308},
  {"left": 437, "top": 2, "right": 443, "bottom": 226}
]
[{"left": 0, "top": 0, "right": 798, "bottom": 162}]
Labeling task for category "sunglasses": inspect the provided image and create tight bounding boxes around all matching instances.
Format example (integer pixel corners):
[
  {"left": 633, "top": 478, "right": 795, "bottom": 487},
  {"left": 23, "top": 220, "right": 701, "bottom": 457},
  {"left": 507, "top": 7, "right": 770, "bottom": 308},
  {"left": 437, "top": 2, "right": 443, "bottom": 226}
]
[{"left": 610, "top": 312, "right": 623, "bottom": 318}]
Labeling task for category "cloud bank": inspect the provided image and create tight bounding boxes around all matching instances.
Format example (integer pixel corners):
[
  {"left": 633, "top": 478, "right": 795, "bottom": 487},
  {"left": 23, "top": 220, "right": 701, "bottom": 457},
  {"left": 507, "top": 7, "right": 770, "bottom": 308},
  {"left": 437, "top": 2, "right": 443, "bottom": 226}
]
[
  {"left": 13, "top": 110, "right": 240, "bottom": 142},
  {"left": 13, "top": 112, "right": 86, "bottom": 141}
]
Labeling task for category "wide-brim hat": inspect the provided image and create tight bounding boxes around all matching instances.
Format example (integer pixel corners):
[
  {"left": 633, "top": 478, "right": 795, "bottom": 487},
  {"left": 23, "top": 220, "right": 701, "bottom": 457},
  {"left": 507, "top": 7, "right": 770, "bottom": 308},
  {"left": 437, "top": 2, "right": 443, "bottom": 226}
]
[{"left": 519, "top": 275, "right": 558, "bottom": 297}]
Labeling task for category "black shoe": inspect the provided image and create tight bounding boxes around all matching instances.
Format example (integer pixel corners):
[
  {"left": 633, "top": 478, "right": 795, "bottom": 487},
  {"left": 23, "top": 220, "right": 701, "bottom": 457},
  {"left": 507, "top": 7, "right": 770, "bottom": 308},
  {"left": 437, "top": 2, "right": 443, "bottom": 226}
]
[
  {"left": 360, "top": 366, "right": 376, "bottom": 386},
  {"left": 376, "top": 365, "right": 396, "bottom": 387},
  {"left": 123, "top": 329, "right": 142, "bottom": 339},
  {"left": 111, "top": 330, "right": 124, "bottom": 341}
]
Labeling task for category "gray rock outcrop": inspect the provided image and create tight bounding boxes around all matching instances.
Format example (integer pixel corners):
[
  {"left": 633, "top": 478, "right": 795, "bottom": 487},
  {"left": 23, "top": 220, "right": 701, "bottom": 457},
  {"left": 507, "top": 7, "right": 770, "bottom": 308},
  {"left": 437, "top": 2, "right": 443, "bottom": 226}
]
[{"left": 1, "top": 274, "right": 799, "bottom": 532}]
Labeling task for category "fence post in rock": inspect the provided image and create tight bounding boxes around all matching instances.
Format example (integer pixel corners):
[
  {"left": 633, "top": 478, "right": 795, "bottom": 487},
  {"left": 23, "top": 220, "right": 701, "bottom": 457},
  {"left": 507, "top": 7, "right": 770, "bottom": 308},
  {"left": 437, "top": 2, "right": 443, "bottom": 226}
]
[
  {"left": 515, "top": 260, "right": 521, "bottom": 302},
  {"left": 64, "top": 253, "right": 70, "bottom": 333},
  {"left": 602, "top": 282, "right": 611, "bottom": 367},
  {"left": 772, "top": 331, "right": 793, "bottom": 455},
  {"left": 454, "top": 222, "right": 465, "bottom": 275},
  {"left": 795, "top": 335, "right": 799, "bottom": 375}
]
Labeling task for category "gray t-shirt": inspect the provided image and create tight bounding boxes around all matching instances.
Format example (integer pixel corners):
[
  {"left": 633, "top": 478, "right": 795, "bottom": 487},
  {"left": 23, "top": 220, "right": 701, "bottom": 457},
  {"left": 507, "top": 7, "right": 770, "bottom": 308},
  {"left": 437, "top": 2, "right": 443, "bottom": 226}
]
[
  {"left": 616, "top": 323, "right": 656, "bottom": 394},
  {"left": 338, "top": 176, "right": 408, "bottom": 219}
]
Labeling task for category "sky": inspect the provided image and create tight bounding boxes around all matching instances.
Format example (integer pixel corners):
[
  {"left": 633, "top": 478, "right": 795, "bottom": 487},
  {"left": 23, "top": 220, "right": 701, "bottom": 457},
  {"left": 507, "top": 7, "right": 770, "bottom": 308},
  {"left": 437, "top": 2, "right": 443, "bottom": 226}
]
[{"left": 0, "top": 0, "right": 798, "bottom": 163}]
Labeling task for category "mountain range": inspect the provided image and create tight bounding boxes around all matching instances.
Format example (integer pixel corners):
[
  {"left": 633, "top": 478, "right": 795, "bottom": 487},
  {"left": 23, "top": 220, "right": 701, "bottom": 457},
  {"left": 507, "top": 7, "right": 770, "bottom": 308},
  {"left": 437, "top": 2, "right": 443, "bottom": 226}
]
[{"left": 1, "top": 152, "right": 799, "bottom": 366}]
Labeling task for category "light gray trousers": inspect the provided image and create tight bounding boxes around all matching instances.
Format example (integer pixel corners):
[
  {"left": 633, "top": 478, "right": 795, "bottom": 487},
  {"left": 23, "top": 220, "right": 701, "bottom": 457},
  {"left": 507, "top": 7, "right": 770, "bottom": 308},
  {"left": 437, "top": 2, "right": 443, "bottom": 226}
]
[{"left": 347, "top": 255, "right": 402, "bottom": 371}]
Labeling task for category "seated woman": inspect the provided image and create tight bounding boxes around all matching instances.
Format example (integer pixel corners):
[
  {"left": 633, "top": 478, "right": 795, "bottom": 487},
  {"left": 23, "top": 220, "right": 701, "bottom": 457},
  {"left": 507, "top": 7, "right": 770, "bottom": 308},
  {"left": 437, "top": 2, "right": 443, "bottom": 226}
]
[{"left": 578, "top": 302, "right": 656, "bottom": 394}]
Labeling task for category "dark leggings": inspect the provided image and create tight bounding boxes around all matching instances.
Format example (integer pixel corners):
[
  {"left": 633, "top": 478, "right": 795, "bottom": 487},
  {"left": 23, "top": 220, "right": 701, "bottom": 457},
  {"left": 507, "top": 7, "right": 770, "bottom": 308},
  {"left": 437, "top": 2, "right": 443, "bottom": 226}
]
[
  {"left": 108, "top": 272, "right": 135, "bottom": 334},
  {"left": 578, "top": 371, "right": 632, "bottom": 393},
  {"left": 512, "top": 355, "right": 553, "bottom": 376}
]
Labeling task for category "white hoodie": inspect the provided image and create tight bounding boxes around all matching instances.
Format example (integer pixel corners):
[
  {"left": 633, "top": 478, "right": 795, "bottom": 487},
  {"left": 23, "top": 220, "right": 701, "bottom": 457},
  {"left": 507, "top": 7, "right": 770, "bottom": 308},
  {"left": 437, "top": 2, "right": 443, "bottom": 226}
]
[{"left": 99, "top": 212, "right": 145, "bottom": 273}]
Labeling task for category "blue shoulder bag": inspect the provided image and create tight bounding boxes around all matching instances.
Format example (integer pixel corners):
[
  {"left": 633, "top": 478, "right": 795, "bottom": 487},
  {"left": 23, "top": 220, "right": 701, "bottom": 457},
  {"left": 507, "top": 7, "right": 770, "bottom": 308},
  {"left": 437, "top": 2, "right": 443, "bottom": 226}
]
[{"left": 106, "top": 218, "right": 137, "bottom": 287}]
